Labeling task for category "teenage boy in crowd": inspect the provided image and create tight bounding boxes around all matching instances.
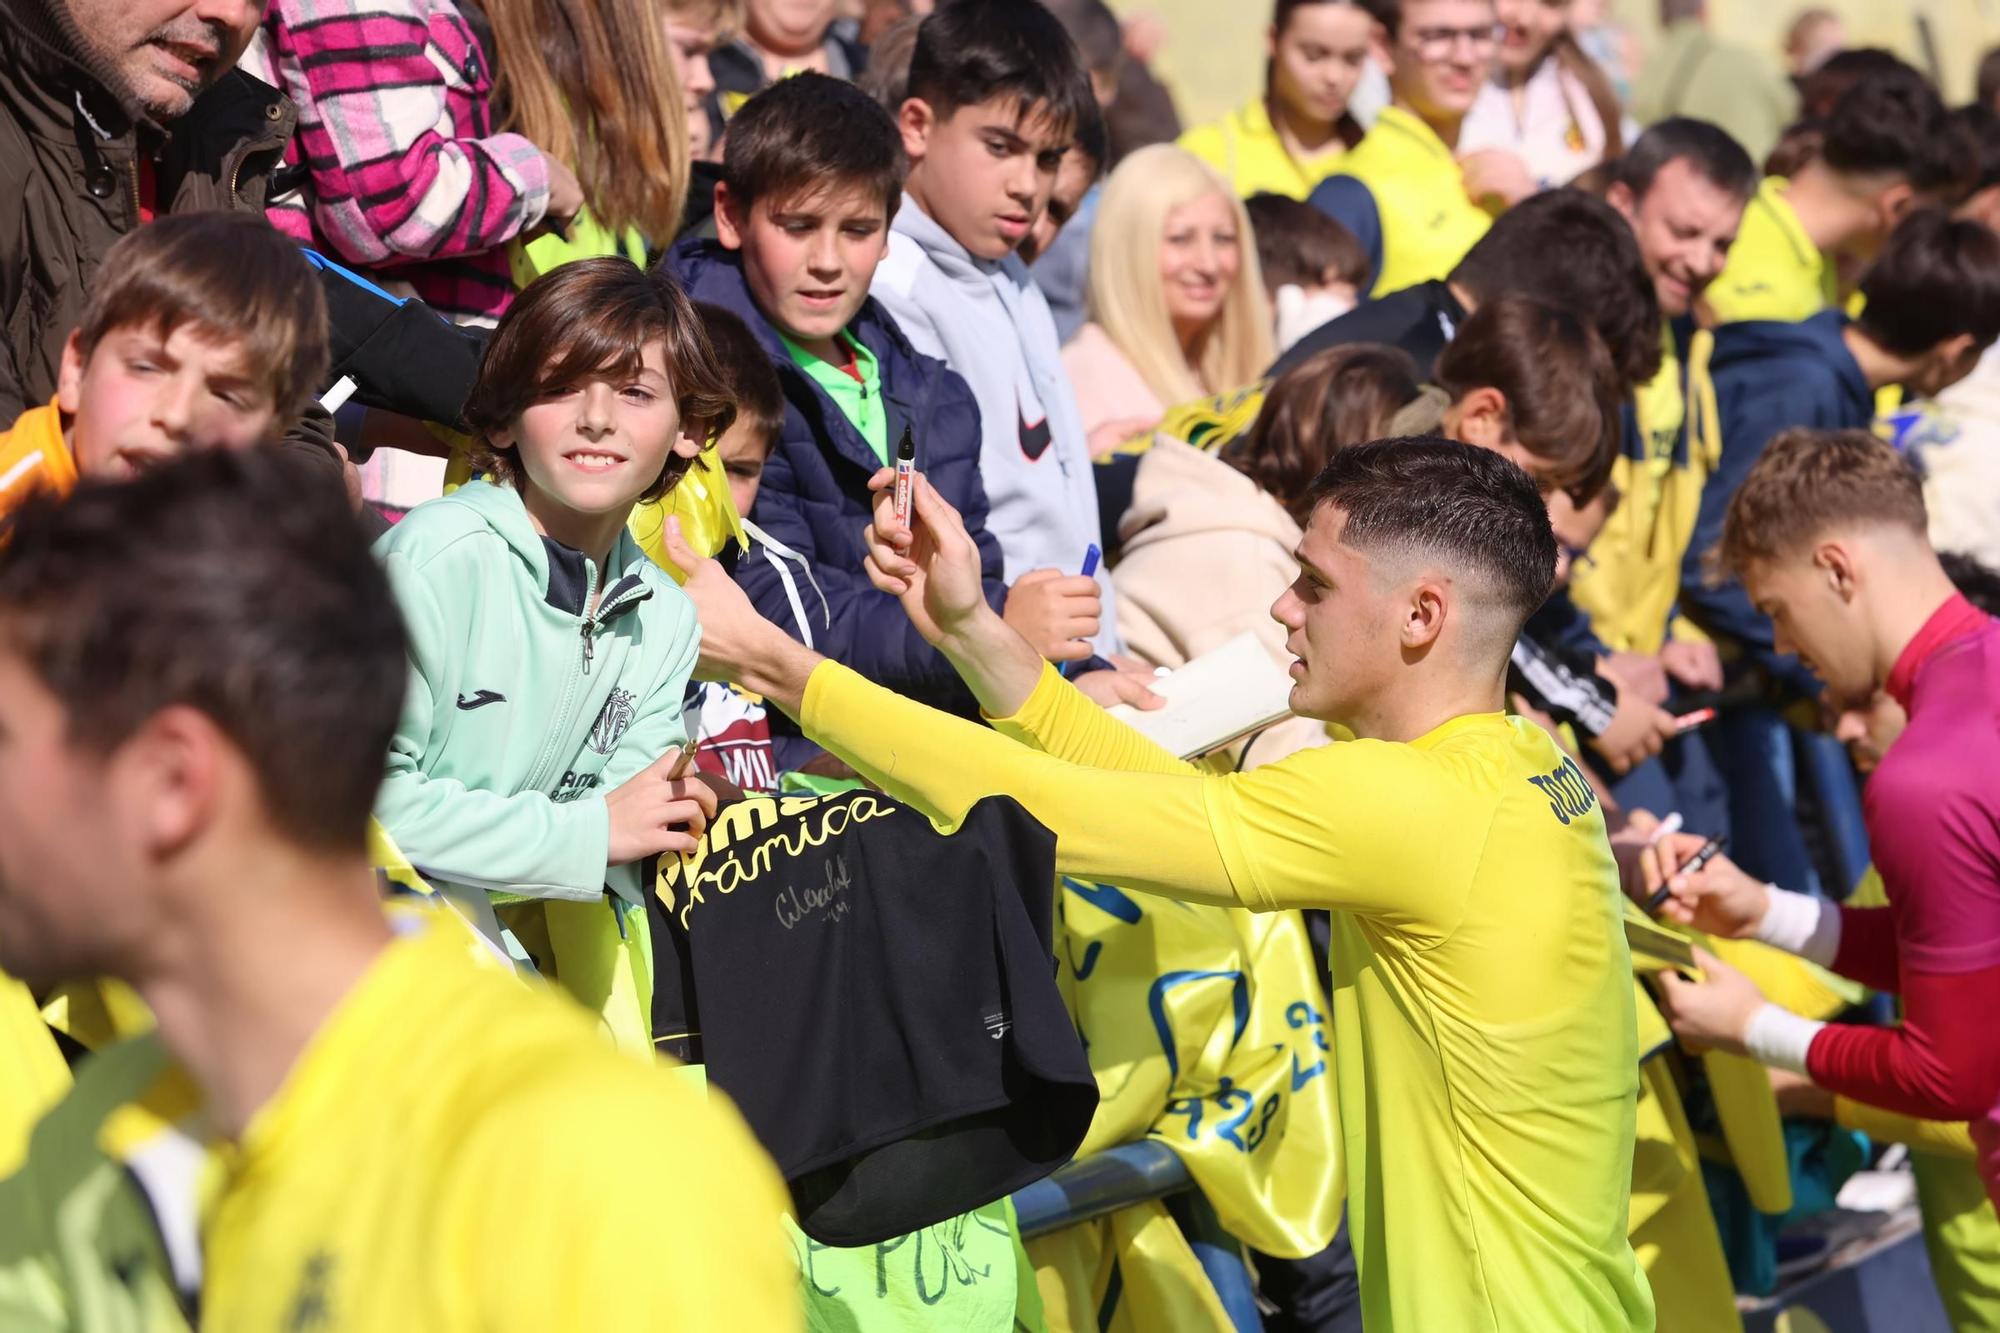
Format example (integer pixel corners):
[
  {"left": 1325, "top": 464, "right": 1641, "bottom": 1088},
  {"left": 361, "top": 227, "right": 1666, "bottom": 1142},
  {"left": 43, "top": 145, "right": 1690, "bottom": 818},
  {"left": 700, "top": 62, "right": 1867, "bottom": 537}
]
[
  {"left": 869, "top": 0, "right": 1125, "bottom": 662},
  {"left": 1683, "top": 212, "right": 2000, "bottom": 886},
  {"left": 1309, "top": 0, "right": 1529, "bottom": 299},
  {"left": 0, "top": 212, "right": 329, "bottom": 523},
  {"left": 1706, "top": 58, "right": 1956, "bottom": 324},
  {"left": 0, "top": 451, "right": 798, "bottom": 1329},
  {"left": 1655, "top": 428, "right": 2000, "bottom": 1214},
  {"left": 672, "top": 74, "right": 1129, "bottom": 767},
  {"left": 665, "top": 440, "right": 1655, "bottom": 1332}
]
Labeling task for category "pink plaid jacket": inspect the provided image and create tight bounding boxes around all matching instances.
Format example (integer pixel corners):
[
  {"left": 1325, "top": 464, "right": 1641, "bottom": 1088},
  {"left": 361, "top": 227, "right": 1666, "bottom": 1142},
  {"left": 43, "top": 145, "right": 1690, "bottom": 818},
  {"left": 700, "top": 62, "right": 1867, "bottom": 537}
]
[{"left": 246, "top": 0, "right": 549, "bottom": 324}]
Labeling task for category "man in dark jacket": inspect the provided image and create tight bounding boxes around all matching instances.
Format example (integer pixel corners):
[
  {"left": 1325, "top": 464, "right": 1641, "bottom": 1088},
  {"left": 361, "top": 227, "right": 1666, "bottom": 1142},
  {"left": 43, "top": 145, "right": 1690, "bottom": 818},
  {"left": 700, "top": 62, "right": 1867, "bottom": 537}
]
[{"left": 0, "top": 0, "right": 486, "bottom": 468}]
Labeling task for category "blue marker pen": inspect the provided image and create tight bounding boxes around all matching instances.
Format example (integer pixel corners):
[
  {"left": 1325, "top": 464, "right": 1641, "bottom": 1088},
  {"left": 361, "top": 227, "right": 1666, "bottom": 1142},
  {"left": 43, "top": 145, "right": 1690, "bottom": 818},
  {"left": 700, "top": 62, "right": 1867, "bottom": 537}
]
[{"left": 1060, "top": 544, "right": 1103, "bottom": 678}]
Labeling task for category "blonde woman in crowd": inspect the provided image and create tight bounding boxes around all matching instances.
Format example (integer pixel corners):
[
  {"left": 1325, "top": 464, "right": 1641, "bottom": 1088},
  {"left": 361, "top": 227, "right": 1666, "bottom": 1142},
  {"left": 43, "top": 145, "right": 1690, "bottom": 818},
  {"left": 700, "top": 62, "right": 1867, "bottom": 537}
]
[{"left": 1063, "top": 146, "right": 1275, "bottom": 451}]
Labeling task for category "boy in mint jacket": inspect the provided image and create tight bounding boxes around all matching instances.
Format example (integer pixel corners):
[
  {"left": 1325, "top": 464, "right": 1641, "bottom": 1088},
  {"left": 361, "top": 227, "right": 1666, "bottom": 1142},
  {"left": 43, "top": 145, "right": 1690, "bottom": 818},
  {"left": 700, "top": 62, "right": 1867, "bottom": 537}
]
[{"left": 374, "top": 259, "right": 730, "bottom": 1045}]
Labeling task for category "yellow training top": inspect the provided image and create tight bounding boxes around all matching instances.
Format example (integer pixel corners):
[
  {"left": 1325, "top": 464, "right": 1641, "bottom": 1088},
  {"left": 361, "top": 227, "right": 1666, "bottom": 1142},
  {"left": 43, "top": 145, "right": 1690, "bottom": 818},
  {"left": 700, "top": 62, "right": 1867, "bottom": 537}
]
[
  {"left": 1325, "top": 106, "right": 1492, "bottom": 297},
  {"left": 802, "top": 659, "right": 1653, "bottom": 1332},
  {"left": 1704, "top": 177, "right": 1832, "bottom": 326},
  {"left": 188, "top": 922, "right": 799, "bottom": 1331},
  {"left": 1179, "top": 98, "right": 1348, "bottom": 201}
]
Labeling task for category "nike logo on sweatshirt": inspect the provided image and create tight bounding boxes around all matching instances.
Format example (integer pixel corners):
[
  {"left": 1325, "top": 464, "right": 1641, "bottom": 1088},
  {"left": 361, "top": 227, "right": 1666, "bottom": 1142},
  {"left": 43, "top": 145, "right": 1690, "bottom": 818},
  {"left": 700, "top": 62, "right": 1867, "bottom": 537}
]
[{"left": 455, "top": 690, "right": 507, "bottom": 711}]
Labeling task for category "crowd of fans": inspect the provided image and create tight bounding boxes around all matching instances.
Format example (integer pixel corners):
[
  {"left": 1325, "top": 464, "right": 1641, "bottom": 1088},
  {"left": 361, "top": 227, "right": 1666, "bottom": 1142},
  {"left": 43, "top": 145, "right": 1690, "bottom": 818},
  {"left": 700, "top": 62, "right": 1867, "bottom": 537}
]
[{"left": 1, "top": 0, "right": 1999, "bottom": 1329}]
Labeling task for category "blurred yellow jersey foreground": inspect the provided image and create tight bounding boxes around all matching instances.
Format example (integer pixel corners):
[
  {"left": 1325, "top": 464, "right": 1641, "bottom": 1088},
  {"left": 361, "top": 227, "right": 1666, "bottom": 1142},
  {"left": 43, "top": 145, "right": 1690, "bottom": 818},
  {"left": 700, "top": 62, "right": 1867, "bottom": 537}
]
[{"left": 0, "top": 920, "right": 801, "bottom": 1332}]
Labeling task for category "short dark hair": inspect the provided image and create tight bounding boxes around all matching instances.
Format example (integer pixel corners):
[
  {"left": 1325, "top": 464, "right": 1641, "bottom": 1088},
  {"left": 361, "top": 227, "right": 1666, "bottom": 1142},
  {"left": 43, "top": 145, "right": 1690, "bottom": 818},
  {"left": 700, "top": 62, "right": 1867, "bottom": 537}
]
[
  {"left": 462, "top": 258, "right": 736, "bottom": 504},
  {"left": 77, "top": 212, "right": 330, "bottom": 424},
  {"left": 693, "top": 302, "right": 784, "bottom": 451},
  {"left": 1450, "top": 188, "right": 1664, "bottom": 394},
  {"left": 1043, "top": 0, "right": 1123, "bottom": 74},
  {"left": 1612, "top": 118, "right": 1758, "bottom": 204},
  {"left": 1942, "top": 551, "right": 2000, "bottom": 617},
  {"left": 1304, "top": 437, "right": 1558, "bottom": 631},
  {"left": 1719, "top": 428, "right": 1927, "bottom": 574},
  {"left": 1226, "top": 343, "right": 1421, "bottom": 521},
  {"left": 860, "top": 13, "right": 924, "bottom": 112},
  {"left": 1245, "top": 192, "right": 1371, "bottom": 292},
  {"left": 1435, "top": 294, "right": 1623, "bottom": 504},
  {"left": 1820, "top": 58, "right": 1957, "bottom": 194},
  {"left": 1797, "top": 47, "right": 1910, "bottom": 121},
  {"left": 1855, "top": 208, "right": 2000, "bottom": 358},
  {"left": 0, "top": 449, "right": 406, "bottom": 853},
  {"left": 906, "top": 0, "right": 1095, "bottom": 141},
  {"left": 724, "top": 72, "right": 905, "bottom": 218}
]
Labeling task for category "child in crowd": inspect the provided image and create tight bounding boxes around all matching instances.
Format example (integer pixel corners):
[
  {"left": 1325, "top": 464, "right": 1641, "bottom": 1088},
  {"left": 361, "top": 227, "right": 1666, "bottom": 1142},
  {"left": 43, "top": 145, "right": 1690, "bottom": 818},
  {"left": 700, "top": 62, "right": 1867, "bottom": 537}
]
[
  {"left": 0, "top": 213, "right": 329, "bottom": 522},
  {"left": 373, "top": 258, "right": 727, "bottom": 1047},
  {"left": 869, "top": 0, "right": 1125, "bottom": 659},
  {"left": 1024, "top": 102, "right": 1110, "bottom": 344},
  {"left": 1310, "top": 0, "right": 1521, "bottom": 296},
  {"left": 1706, "top": 57, "right": 1955, "bottom": 324},
  {"left": 1458, "top": 0, "right": 1626, "bottom": 189},
  {"left": 685, "top": 301, "right": 786, "bottom": 793},
  {"left": 710, "top": 0, "right": 865, "bottom": 110},
  {"left": 1244, "top": 192, "right": 1369, "bottom": 352},
  {"left": 663, "top": 0, "right": 735, "bottom": 163},
  {"left": 1064, "top": 145, "right": 1274, "bottom": 450},
  {"left": 1180, "top": 0, "right": 1374, "bottom": 199},
  {"left": 672, "top": 73, "right": 1106, "bottom": 766}
]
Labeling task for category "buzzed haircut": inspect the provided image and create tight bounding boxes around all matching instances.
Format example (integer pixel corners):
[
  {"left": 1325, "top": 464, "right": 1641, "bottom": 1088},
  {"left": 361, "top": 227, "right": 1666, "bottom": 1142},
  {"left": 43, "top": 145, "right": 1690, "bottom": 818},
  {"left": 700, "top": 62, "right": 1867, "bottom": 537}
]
[
  {"left": 1449, "top": 189, "right": 1663, "bottom": 395},
  {"left": 1245, "top": 193, "right": 1371, "bottom": 293},
  {"left": 1718, "top": 427, "right": 1927, "bottom": 575},
  {"left": 1854, "top": 208, "right": 2000, "bottom": 359},
  {"left": 0, "top": 449, "right": 407, "bottom": 853},
  {"left": 77, "top": 211, "right": 330, "bottom": 424},
  {"left": 1305, "top": 437, "right": 1559, "bottom": 631},
  {"left": 724, "top": 72, "right": 906, "bottom": 218},
  {"left": 1612, "top": 118, "right": 1757, "bottom": 204},
  {"left": 693, "top": 302, "right": 784, "bottom": 451},
  {"left": 906, "top": 0, "right": 1095, "bottom": 141},
  {"left": 1820, "top": 57, "right": 1957, "bottom": 195}
]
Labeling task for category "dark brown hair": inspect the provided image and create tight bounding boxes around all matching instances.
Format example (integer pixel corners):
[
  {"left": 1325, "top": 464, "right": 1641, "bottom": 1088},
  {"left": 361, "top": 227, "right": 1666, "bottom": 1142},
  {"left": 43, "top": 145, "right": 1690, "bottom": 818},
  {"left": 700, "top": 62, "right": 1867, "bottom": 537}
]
[
  {"left": 1434, "top": 294, "right": 1622, "bottom": 504},
  {"left": 724, "top": 72, "right": 905, "bottom": 219},
  {"left": 462, "top": 258, "right": 735, "bottom": 504},
  {"left": 1855, "top": 208, "right": 2000, "bottom": 358},
  {"left": 693, "top": 302, "right": 784, "bottom": 450},
  {"left": 77, "top": 212, "right": 329, "bottom": 425},
  {"left": 1718, "top": 428, "right": 1927, "bottom": 574},
  {"left": 1223, "top": 343, "right": 1420, "bottom": 522},
  {"left": 0, "top": 448, "right": 405, "bottom": 853},
  {"left": 906, "top": 0, "right": 1095, "bottom": 140},
  {"left": 1244, "top": 192, "right": 1370, "bottom": 292},
  {"left": 1304, "top": 436, "right": 1558, "bottom": 628}
]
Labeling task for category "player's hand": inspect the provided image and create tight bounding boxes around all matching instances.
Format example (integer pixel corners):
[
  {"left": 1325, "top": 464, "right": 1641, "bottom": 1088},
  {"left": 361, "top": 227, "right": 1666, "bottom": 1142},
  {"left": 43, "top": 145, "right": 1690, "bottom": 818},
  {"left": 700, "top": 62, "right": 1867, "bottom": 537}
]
[
  {"left": 1587, "top": 689, "right": 1677, "bottom": 774},
  {"left": 1613, "top": 820, "right": 1694, "bottom": 908},
  {"left": 604, "top": 748, "right": 720, "bottom": 863},
  {"left": 1003, "top": 569, "right": 1101, "bottom": 663},
  {"left": 1660, "top": 638, "right": 1724, "bottom": 692},
  {"left": 1654, "top": 947, "right": 1766, "bottom": 1056},
  {"left": 863, "top": 468, "right": 992, "bottom": 646},
  {"left": 1654, "top": 848, "right": 1770, "bottom": 939},
  {"left": 661, "top": 515, "right": 785, "bottom": 684}
]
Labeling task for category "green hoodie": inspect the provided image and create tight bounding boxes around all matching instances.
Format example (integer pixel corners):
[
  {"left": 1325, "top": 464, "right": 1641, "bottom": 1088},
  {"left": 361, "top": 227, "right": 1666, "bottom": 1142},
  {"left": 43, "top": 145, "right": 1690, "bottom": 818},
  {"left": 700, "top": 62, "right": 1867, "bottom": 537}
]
[{"left": 373, "top": 480, "right": 700, "bottom": 913}]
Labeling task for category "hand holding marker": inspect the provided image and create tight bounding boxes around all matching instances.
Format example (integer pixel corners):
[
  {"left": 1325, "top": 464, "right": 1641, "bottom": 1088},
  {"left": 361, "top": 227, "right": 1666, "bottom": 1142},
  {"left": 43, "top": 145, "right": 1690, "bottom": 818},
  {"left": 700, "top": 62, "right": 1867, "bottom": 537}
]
[
  {"left": 1647, "top": 833, "right": 1728, "bottom": 915},
  {"left": 1058, "top": 543, "right": 1102, "bottom": 679}
]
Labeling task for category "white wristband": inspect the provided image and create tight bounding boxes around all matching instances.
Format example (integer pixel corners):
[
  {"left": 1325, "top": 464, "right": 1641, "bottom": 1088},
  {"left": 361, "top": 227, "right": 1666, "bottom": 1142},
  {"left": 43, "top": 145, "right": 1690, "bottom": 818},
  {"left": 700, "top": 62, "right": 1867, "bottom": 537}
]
[
  {"left": 1752, "top": 886, "right": 1842, "bottom": 967},
  {"left": 1744, "top": 1003, "right": 1825, "bottom": 1075}
]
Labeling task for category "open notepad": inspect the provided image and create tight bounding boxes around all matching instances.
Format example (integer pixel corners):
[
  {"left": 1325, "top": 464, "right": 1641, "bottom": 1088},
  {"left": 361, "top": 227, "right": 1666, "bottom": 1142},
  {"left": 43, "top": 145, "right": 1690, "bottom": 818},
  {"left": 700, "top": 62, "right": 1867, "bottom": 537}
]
[{"left": 1105, "top": 632, "right": 1297, "bottom": 761}]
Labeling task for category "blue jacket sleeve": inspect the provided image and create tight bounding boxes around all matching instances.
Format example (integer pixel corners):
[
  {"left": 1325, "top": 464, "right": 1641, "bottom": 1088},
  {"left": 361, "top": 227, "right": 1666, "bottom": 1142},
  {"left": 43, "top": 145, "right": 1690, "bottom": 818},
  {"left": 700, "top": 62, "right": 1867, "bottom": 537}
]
[
  {"left": 1679, "top": 382, "right": 1828, "bottom": 696},
  {"left": 1307, "top": 176, "right": 1383, "bottom": 288}
]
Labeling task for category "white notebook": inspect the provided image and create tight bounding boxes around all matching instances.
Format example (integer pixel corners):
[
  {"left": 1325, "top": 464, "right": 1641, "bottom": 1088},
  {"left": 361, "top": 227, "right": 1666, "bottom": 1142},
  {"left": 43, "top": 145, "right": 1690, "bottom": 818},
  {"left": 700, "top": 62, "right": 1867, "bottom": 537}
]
[{"left": 1105, "top": 632, "right": 1297, "bottom": 760}]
